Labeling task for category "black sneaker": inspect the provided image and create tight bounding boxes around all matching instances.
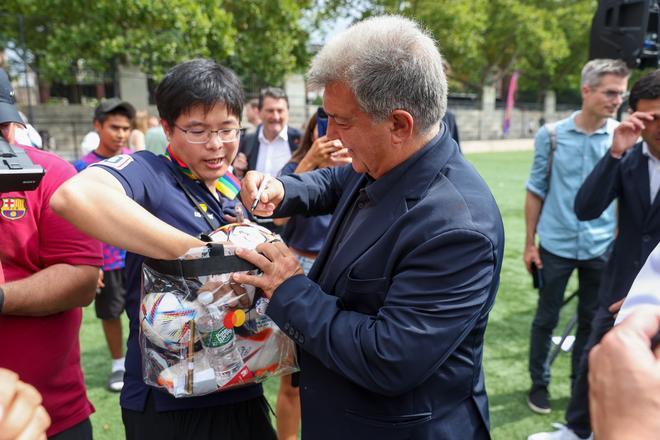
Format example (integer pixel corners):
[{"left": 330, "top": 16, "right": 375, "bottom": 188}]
[{"left": 527, "top": 385, "right": 551, "bottom": 414}]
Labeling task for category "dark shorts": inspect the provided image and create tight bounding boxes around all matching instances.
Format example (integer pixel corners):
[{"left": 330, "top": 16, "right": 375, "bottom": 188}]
[
  {"left": 95, "top": 268, "right": 126, "bottom": 320},
  {"left": 122, "top": 393, "right": 276, "bottom": 440}
]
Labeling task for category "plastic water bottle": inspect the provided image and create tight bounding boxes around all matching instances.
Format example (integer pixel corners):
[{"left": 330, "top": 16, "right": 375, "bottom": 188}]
[{"left": 196, "top": 303, "right": 244, "bottom": 387}]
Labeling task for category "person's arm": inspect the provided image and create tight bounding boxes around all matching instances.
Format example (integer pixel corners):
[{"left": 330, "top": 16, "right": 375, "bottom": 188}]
[
  {"left": 523, "top": 128, "right": 553, "bottom": 273},
  {"left": 523, "top": 191, "right": 543, "bottom": 274},
  {"left": 575, "top": 113, "right": 650, "bottom": 220},
  {"left": 589, "top": 307, "right": 660, "bottom": 440},
  {"left": 240, "top": 165, "right": 350, "bottom": 220},
  {"left": 0, "top": 368, "right": 50, "bottom": 440},
  {"left": 573, "top": 154, "right": 622, "bottom": 221},
  {"left": 1, "top": 264, "right": 97, "bottom": 316},
  {"left": 50, "top": 166, "right": 203, "bottom": 260}
]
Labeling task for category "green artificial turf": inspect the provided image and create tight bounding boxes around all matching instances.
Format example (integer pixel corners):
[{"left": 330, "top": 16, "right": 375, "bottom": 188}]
[{"left": 80, "top": 150, "right": 579, "bottom": 439}]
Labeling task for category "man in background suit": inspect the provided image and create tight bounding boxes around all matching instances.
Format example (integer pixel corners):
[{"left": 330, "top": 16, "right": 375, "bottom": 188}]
[
  {"left": 233, "top": 15, "right": 504, "bottom": 440},
  {"left": 233, "top": 87, "right": 301, "bottom": 233},
  {"left": 234, "top": 87, "right": 301, "bottom": 174},
  {"left": 529, "top": 70, "right": 660, "bottom": 440}
]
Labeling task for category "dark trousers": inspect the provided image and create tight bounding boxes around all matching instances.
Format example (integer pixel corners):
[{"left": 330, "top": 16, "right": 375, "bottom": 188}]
[
  {"left": 528, "top": 247, "right": 606, "bottom": 387},
  {"left": 122, "top": 393, "right": 276, "bottom": 440},
  {"left": 565, "top": 306, "right": 615, "bottom": 438},
  {"left": 49, "top": 418, "right": 92, "bottom": 440}
]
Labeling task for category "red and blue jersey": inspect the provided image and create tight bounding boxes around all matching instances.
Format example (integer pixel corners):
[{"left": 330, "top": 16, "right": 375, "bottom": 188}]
[{"left": 0, "top": 145, "right": 102, "bottom": 436}]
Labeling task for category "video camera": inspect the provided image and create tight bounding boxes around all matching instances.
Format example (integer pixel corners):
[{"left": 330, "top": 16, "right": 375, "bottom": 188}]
[
  {"left": 590, "top": 0, "right": 659, "bottom": 69},
  {"left": 0, "top": 138, "right": 45, "bottom": 192}
]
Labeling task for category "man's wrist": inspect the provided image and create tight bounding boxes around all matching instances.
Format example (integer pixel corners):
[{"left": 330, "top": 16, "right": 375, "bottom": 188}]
[{"left": 610, "top": 149, "right": 623, "bottom": 159}]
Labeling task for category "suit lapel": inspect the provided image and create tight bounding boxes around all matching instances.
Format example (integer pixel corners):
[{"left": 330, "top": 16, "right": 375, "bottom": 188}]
[
  {"left": 629, "top": 145, "right": 651, "bottom": 217},
  {"left": 322, "top": 189, "right": 408, "bottom": 293},
  {"left": 247, "top": 130, "right": 260, "bottom": 171},
  {"left": 311, "top": 129, "right": 455, "bottom": 294}
]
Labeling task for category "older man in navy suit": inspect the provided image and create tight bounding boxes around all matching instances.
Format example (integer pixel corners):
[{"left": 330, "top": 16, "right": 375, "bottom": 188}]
[
  {"left": 233, "top": 15, "right": 504, "bottom": 440},
  {"left": 529, "top": 71, "right": 660, "bottom": 440}
]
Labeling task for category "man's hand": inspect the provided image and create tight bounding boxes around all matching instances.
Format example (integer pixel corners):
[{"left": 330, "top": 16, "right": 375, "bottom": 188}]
[
  {"left": 232, "top": 152, "right": 248, "bottom": 178},
  {"left": 610, "top": 112, "right": 654, "bottom": 158},
  {"left": 608, "top": 298, "right": 625, "bottom": 316},
  {"left": 0, "top": 368, "right": 51, "bottom": 440},
  {"left": 231, "top": 242, "right": 304, "bottom": 298},
  {"left": 523, "top": 244, "right": 542, "bottom": 274},
  {"left": 589, "top": 307, "right": 660, "bottom": 440},
  {"left": 239, "top": 171, "right": 285, "bottom": 217}
]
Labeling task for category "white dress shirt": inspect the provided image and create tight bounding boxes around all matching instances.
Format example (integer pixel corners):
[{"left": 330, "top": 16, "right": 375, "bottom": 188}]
[
  {"left": 255, "top": 126, "right": 292, "bottom": 177},
  {"left": 643, "top": 142, "right": 660, "bottom": 204}
]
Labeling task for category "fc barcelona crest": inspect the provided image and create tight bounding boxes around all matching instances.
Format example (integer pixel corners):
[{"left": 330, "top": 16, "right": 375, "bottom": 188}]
[{"left": 1, "top": 198, "right": 27, "bottom": 220}]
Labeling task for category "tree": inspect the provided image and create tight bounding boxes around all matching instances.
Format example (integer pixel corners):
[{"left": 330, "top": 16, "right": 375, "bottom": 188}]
[
  {"left": 318, "top": 0, "right": 597, "bottom": 97},
  {"left": 0, "top": 0, "right": 311, "bottom": 89}
]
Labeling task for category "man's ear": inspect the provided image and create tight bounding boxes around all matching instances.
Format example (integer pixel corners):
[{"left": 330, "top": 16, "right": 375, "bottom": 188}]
[
  {"left": 93, "top": 120, "right": 103, "bottom": 132},
  {"left": 389, "top": 110, "right": 414, "bottom": 145},
  {"left": 160, "top": 120, "right": 174, "bottom": 139}
]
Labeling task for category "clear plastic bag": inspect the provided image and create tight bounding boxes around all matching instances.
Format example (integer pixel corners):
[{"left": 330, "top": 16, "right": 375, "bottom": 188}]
[{"left": 140, "top": 222, "right": 299, "bottom": 398}]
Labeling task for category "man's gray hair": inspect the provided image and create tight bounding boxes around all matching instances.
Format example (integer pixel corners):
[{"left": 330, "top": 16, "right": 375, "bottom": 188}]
[
  {"left": 307, "top": 15, "right": 446, "bottom": 134},
  {"left": 581, "top": 59, "right": 630, "bottom": 88}
]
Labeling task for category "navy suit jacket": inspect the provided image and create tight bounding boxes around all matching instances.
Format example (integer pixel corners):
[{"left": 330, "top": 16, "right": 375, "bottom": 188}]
[
  {"left": 238, "top": 124, "right": 301, "bottom": 172},
  {"left": 575, "top": 142, "right": 660, "bottom": 307},
  {"left": 267, "top": 128, "right": 504, "bottom": 439}
]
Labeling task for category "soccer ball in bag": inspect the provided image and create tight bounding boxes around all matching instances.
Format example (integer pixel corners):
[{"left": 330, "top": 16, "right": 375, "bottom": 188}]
[
  {"left": 209, "top": 222, "right": 279, "bottom": 249},
  {"left": 140, "top": 291, "right": 202, "bottom": 351}
]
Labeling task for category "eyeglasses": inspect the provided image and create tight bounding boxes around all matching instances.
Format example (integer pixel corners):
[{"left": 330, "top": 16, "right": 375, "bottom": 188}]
[
  {"left": 174, "top": 125, "right": 241, "bottom": 144},
  {"left": 598, "top": 89, "right": 629, "bottom": 100}
]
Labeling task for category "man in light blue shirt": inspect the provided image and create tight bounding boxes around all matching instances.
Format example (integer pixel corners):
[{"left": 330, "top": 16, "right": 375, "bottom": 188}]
[{"left": 523, "top": 59, "right": 629, "bottom": 418}]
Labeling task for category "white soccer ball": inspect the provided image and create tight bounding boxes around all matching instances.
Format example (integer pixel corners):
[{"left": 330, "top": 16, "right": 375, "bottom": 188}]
[
  {"left": 140, "top": 291, "right": 202, "bottom": 352},
  {"left": 209, "top": 222, "right": 279, "bottom": 248}
]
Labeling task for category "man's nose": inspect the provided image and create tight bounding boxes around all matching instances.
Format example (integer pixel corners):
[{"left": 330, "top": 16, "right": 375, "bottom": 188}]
[{"left": 206, "top": 132, "right": 223, "bottom": 149}]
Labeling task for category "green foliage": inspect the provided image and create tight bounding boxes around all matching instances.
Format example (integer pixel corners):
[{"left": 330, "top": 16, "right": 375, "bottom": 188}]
[
  {"left": 411, "top": 0, "right": 596, "bottom": 93},
  {"left": 323, "top": 0, "right": 597, "bottom": 96},
  {"left": 1, "top": 0, "right": 310, "bottom": 86}
]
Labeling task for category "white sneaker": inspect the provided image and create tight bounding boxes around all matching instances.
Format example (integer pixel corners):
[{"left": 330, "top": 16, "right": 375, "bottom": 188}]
[{"left": 527, "top": 423, "right": 592, "bottom": 440}]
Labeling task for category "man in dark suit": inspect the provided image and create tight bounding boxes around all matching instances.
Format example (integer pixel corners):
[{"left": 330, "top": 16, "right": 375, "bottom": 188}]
[
  {"left": 234, "top": 87, "right": 301, "bottom": 176},
  {"left": 232, "top": 15, "right": 504, "bottom": 440},
  {"left": 233, "top": 87, "right": 300, "bottom": 233},
  {"left": 529, "top": 71, "right": 660, "bottom": 440}
]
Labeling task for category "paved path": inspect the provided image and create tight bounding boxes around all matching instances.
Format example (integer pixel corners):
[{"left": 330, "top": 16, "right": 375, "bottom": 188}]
[{"left": 461, "top": 138, "right": 533, "bottom": 154}]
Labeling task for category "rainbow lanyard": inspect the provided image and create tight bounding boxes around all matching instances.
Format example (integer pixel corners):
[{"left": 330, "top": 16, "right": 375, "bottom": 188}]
[{"left": 164, "top": 145, "right": 240, "bottom": 200}]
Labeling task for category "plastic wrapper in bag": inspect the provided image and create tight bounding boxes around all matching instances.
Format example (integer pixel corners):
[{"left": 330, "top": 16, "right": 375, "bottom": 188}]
[{"left": 140, "top": 222, "right": 299, "bottom": 398}]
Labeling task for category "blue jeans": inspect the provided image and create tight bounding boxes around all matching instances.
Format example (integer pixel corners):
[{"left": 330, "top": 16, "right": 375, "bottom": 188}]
[{"left": 528, "top": 247, "right": 607, "bottom": 388}]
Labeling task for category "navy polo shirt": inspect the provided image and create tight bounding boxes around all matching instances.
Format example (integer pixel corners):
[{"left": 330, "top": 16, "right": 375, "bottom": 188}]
[{"left": 93, "top": 151, "right": 262, "bottom": 412}]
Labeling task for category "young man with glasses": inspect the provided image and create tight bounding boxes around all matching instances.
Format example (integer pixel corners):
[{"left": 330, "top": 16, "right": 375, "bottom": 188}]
[
  {"left": 51, "top": 59, "right": 276, "bottom": 440},
  {"left": 523, "top": 59, "right": 629, "bottom": 417}
]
